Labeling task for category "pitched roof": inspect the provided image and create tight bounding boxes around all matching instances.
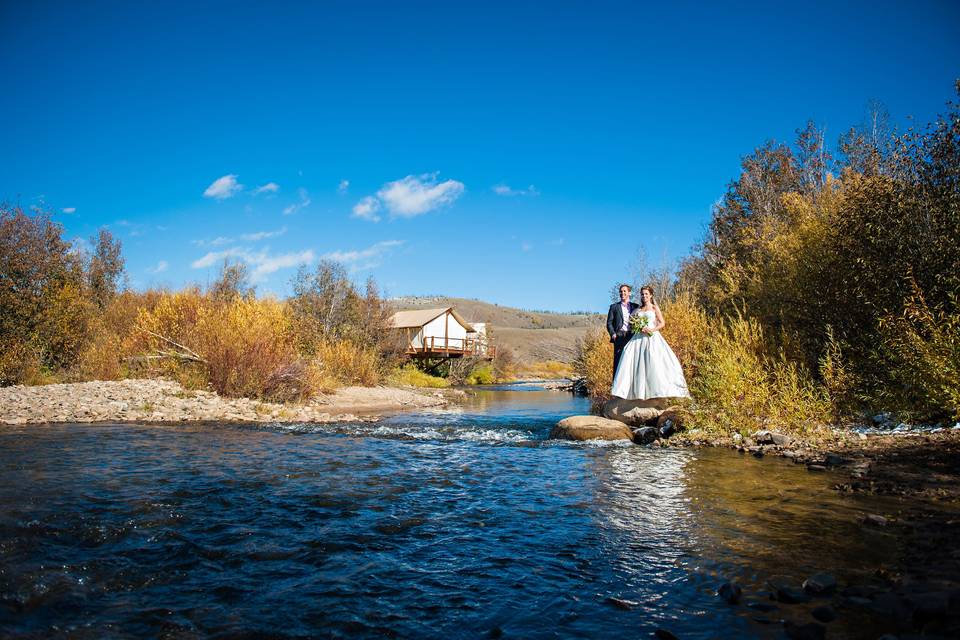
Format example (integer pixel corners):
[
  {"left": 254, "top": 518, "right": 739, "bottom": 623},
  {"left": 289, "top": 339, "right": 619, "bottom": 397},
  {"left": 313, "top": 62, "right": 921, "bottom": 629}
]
[{"left": 389, "top": 307, "right": 474, "bottom": 331}]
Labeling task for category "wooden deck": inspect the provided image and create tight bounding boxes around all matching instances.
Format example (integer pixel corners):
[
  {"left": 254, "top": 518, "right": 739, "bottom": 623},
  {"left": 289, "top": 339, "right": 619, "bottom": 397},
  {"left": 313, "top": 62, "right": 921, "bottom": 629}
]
[{"left": 405, "top": 336, "right": 496, "bottom": 359}]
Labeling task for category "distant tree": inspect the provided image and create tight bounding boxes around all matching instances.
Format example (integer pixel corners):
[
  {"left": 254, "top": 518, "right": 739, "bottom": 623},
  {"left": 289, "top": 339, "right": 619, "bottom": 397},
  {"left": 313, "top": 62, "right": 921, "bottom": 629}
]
[
  {"left": 795, "top": 120, "right": 832, "bottom": 193},
  {"left": 209, "top": 259, "right": 253, "bottom": 302},
  {"left": 86, "top": 228, "right": 124, "bottom": 308}
]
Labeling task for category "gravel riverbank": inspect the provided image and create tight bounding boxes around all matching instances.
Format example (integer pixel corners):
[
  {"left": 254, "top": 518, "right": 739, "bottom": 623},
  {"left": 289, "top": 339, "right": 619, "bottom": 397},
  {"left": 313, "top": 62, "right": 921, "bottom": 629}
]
[{"left": 0, "top": 378, "right": 452, "bottom": 425}]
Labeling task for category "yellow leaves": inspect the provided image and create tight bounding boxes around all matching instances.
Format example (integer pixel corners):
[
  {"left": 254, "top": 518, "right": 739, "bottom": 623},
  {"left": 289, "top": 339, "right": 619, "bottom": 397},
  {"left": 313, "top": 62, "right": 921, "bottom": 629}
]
[{"left": 572, "top": 326, "right": 613, "bottom": 399}]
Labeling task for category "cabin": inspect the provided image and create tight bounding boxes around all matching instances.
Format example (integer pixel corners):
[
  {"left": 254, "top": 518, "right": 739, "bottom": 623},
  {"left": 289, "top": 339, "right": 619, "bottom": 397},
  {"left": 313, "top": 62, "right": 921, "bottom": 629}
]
[{"left": 389, "top": 307, "right": 495, "bottom": 359}]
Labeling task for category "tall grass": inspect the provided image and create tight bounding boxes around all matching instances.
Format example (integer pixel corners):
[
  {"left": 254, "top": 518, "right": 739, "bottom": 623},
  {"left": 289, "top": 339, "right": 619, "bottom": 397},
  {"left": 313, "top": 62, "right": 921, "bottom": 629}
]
[{"left": 388, "top": 364, "right": 451, "bottom": 388}]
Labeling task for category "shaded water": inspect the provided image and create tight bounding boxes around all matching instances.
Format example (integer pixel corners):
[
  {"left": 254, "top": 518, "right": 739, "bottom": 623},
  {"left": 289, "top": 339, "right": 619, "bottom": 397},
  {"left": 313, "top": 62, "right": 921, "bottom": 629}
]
[{"left": 0, "top": 384, "right": 925, "bottom": 638}]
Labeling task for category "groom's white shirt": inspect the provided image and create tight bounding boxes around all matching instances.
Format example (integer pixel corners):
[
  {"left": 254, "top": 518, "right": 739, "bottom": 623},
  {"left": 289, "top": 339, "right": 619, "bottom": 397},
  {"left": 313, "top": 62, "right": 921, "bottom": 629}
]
[{"left": 620, "top": 301, "right": 630, "bottom": 332}]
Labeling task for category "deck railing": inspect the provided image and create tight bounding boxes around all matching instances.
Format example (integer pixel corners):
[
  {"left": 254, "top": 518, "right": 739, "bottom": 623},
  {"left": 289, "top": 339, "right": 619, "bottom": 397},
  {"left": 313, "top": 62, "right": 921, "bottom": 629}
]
[{"left": 405, "top": 336, "right": 496, "bottom": 358}]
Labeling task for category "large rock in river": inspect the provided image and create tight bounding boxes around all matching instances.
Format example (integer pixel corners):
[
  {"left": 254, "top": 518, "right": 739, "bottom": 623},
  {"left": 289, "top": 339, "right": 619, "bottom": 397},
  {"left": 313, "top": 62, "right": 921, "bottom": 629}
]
[
  {"left": 550, "top": 416, "right": 634, "bottom": 441},
  {"left": 602, "top": 397, "right": 665, "bottom": 426}
]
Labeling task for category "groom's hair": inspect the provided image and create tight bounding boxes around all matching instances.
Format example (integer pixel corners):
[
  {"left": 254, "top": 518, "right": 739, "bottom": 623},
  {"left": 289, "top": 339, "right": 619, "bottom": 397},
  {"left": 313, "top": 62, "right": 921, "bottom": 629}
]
[{"left": 619, "top": 283, "right": 631, "bottom": 291}]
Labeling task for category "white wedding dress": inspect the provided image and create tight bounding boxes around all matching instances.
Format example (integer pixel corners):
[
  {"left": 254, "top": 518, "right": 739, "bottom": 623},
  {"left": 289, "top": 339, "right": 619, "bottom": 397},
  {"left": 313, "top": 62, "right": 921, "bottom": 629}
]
[{"left": 610, "top": 309, "right": 691, "bottom": 400}]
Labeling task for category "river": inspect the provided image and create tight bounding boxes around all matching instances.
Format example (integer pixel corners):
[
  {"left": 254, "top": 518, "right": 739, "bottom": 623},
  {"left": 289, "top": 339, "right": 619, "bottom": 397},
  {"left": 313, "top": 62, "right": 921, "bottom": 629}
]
[{"left": 0, "top": 383, "right": 921, "bottom": 638}]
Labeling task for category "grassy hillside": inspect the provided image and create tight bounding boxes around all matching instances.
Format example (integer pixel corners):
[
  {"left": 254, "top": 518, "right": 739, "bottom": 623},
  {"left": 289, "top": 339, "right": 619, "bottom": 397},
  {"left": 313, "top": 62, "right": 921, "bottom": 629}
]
[{"left": 390, "top": 296, "right": 603, "bottom": 363}]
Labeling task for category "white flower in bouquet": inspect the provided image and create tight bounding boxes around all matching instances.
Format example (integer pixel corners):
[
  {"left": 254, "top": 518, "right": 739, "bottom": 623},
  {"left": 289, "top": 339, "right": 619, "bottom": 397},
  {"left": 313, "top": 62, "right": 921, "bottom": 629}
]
[{"left": 629, "top": 311, "right": 649, "bottom": 335}]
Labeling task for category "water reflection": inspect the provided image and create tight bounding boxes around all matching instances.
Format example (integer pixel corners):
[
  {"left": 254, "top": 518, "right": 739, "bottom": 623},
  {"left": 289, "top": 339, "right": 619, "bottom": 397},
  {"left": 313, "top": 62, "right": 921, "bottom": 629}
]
[{"left": 0, "top": 385, "right": 940, "bottom": 639}]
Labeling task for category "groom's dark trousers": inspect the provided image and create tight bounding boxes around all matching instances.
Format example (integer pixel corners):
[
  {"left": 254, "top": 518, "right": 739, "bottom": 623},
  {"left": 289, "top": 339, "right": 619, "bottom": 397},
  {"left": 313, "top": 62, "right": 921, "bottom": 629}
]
[{"left": 607, "top": 301, "right": 639, "bottom": 375}]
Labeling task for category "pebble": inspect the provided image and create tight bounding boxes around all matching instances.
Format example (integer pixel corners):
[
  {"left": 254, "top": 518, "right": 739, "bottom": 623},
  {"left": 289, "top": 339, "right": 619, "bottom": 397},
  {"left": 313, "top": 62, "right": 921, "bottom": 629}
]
[
  {"left": 802, "top": 573, "right": 837, "bottom": 595},
  {"left": 863, "top": 514, "right": 889, "bottom": 527},
  {"left": 717, "top": 581, "right": 742, "bottom": 604}
]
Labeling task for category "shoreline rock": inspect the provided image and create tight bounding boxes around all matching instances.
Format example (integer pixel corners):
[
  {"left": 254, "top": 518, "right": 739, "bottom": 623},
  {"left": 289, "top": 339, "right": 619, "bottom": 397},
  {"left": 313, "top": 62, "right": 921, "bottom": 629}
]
[
  {"left": 0, "top": 378, "right": 451, "bottom": 426},
  {"left": 550, "top": 415, "right": 634, "bottom": 441}
]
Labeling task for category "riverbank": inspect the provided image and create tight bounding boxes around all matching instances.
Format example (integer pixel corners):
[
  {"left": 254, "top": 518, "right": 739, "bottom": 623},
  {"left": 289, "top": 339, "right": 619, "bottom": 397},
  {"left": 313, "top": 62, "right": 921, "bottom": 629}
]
[{"left": 0, "top": 378, "right": 454, "bottom": 425}]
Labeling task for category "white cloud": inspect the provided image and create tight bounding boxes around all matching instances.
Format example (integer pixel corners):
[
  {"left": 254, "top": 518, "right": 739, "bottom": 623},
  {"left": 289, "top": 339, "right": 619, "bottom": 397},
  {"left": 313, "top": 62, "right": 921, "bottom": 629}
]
[
  {"left": 283, "top": 188, "right": 311, "bottom": 215},
  {"left": 377, "top": 173, "right": 464, "bottom": 217},
  {"left": 323, "top": 240, "right": 404, "bottom": 268},
  {"left": 521, "top": 242, "right": 533, "bottom": 252},
  {"left": 253, "top": 182, "right": 280, "bottom": 195},
  {"left": 208, "top": 236, "right": 234, "bottom": 246},
  {"left": 148, "top": 260, "right": 169, "bottom": 274},
  {"left": 191, "top": 247, "right": 247, "bottom": 269},
  {"left": 493, "top": 183, "right": 539, "bottom": 197},
  {"left": 203, "top": 174, "right": 243, "bottom": 200},
  {"left": 191, "top": 246, "right": 314, "bottom": 283},
  {"left": 241, "top": 226, "right": 287, "bottom": 241},
  {"left": 338, "top": 179, "right": 350, "bottom": 193},
  {"left": 250, "top": 250, "right": 314, "bottom": 281},
  {"left": 62, "top": 207, "right": 76, "bottom": 214},
  {"left": 351, "top": 196, "right": 381, "bottom": 222}
]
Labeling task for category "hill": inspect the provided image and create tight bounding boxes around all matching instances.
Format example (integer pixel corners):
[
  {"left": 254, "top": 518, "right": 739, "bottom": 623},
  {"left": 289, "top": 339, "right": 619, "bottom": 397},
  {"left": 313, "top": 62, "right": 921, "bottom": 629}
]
[{"left": 389, "top": 296, "right": 604, "bottom": 363}]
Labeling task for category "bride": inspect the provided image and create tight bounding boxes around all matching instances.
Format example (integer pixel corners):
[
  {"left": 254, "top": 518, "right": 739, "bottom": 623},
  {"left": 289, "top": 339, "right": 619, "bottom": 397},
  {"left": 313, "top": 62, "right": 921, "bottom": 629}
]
[{"left": 610, "top": 286, "right": 690, "bottom": 400}]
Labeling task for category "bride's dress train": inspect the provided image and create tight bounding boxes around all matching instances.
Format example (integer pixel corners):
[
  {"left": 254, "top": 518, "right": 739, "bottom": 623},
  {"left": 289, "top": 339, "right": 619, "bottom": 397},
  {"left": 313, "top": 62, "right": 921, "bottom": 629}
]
[{"left": 610, "top": 310, "right": 690, "bottom": 400}]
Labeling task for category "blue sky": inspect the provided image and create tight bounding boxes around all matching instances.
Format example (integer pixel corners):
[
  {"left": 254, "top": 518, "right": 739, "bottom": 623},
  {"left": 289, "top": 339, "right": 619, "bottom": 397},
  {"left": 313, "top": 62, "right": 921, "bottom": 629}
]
[{"left": 2, "top": 1, "right": 958, "bottom": 311}]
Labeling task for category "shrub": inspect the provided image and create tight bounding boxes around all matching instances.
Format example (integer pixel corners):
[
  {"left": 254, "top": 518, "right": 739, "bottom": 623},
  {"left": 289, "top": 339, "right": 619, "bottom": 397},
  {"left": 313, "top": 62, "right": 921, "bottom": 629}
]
[
  {"left": 313, "top": 338, "right": 381, "bottom": 388},
  {"left": 466, "top": 363, "right": 496, "bottom": 385},
  {"left": 573, "top": 326, "right": 613, "bottom": 399},
  {"left": 688, "top": 315, "right": 830, "bottom": 436},
  {"left": 388, "top": 364, "right": 450, "bottom": 388},
  {"left": 872, "top": 289, "right": 960, "bottom": 421}
]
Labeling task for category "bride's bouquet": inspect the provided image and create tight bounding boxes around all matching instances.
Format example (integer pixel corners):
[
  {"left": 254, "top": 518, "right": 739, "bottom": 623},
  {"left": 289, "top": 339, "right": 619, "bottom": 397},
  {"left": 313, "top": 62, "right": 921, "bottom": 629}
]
[{"left": 629, "top": 310, "right": 649, "bottom": 335}]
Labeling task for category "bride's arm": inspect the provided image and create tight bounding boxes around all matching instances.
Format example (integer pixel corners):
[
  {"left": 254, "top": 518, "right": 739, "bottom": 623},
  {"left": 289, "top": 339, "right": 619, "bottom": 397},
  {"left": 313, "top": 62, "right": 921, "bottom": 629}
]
[{"left": 652, "top": 304, "right": 665, "bottom": 332}]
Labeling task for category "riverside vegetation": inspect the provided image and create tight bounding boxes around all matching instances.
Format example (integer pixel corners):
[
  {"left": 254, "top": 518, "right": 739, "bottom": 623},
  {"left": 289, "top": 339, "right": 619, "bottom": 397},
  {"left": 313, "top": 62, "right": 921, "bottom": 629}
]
[
  {"left": 0, "top": 209, "right": 502, "bottom": 400},
  {"left": 575, "top": 83, "right": 960, "bottom": 438}
]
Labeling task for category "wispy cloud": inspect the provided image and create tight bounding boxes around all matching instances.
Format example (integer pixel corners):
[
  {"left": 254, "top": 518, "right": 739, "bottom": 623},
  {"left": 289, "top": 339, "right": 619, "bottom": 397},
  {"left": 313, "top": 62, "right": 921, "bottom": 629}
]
[
  {"left": 338, "top": 179, "right": 350, "bottom": 194},
  {"left": 252, "top": 182, "right": 279, "bottom": 195},
  {"left": 191, "top": 246, "right": 314, "bottom": 282},
  {"left": 62, "top": 207, "right": 76, "bottom": 214},
  {"left": 192, "top": 226, "right": 287, "bottom": 247},
  {"left": 323, "top": 240, "right": 404, "bottom": 270},
  {"left": 378, "top": 173, "right": 464, "bottom": 217},
  {"left": 148, "top": 260, "right": 169, "bottom": 274},
  {"left": 203, "top": 174, "right": 243, "bottom": 200},
  {"left": 521, "top": 241, "right": 533, "bottom": 252},
  {"left": 351, "top": 196, "right": 381, "bottom": 222},
  {"left": 283, "top": 187, "right": 311, "bottom": 215},
  {"left": 493, "top": 183, "right": 540, "bottom": 197},
  {"left": 241, "top": 226, "right": 287, "bottom": 241}
]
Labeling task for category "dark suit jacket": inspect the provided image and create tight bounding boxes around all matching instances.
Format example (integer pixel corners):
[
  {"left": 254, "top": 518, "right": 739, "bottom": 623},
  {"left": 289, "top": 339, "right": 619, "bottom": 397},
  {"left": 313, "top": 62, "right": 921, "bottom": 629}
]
[{"left": 607, "top": 301, "right": 640, "bottom": 342}]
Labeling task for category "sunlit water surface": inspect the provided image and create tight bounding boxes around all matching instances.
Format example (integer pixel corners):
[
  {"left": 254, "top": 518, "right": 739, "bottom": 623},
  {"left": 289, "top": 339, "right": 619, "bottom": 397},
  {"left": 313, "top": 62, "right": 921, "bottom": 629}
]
[{"left": 0, "top": 383, "right": 924, "bottom": 638}]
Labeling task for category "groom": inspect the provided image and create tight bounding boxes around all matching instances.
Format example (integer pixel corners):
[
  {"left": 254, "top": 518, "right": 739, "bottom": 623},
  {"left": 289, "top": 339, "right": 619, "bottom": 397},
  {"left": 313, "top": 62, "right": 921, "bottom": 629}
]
[{"left": 607, "top": 284, "right": 639, "bottom": 374}]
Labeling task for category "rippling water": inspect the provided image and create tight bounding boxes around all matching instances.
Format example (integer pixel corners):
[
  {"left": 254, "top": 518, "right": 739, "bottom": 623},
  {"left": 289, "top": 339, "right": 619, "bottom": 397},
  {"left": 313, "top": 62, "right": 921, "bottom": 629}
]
[{"left": 0, "top": 384, "right": 923, "bottom": 638}]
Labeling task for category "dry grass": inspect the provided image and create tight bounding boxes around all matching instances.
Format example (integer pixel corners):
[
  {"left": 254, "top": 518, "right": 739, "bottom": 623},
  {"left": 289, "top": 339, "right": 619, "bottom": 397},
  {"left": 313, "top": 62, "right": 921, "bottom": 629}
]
[
  {"left": 388, "top": 364, "right": 451, "bottom": 388},
  {"left": 513, "top": 359, "right": 575, "bottom": 379},
  {"left": 573, "top": 326, "right": 613, "bottom": 399},
  {"left": 313, "top": 338, "right": 381, "bottom": 389}
]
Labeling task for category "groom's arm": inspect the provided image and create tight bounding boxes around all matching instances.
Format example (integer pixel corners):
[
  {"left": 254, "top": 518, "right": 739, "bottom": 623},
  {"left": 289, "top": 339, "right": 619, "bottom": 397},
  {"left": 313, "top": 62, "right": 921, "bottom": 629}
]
[{"left": 606, "top": 305, "right": 616, "bottom": 341}]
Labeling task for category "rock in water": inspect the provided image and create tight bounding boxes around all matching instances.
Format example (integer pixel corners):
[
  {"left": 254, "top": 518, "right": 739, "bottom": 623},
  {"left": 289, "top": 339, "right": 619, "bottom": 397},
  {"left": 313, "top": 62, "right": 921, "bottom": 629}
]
[
  {"left": 550, "top": 416, "right": 634, "bottom": 441},
  {"left": 802, "top": 573, "right": 837, "bottom": 595},
  {"left": 656, "top": 406, "right": 691, "bottom": 435},
  {"left": 601, "top": 398, "right": 665, "bottom": 426},
  {"left": 752, "top": 430, "right": 792, "bottom": 446},
  {"left": 769, "top": 578, "right": 810, "bottom": 604},
  {"left": 718, "top": 581, "right": 743, "bottom": 604},
  {"left": 632, "top": 426, "right": 658, "bottom": 445}
]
